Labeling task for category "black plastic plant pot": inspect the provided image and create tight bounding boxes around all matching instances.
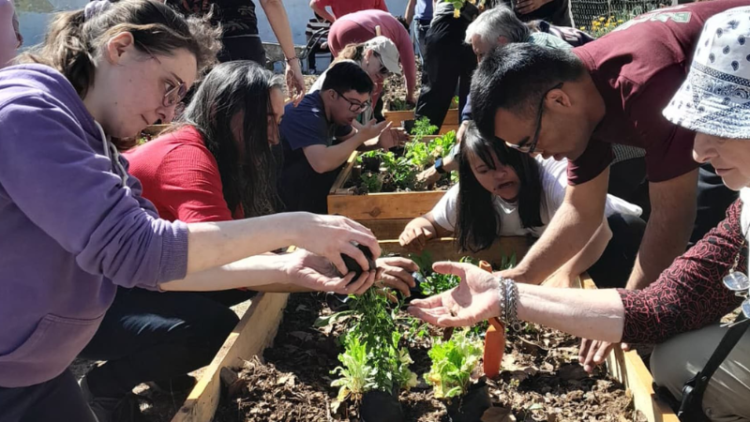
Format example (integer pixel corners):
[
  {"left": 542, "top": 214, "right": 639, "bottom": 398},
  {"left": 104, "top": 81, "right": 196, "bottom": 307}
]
[
  {"left": 445, "top": 378, "right": 492, "bottom": 422},
  {"left": 342, "top": 243, "right": 377, "bottom": 284},
  {"left": 361, "top": 155, "right": 382, "bottom": 172},
  {"left": 359, "top": 390, "right": 405, "bottom": 422},
  {"left": 402, "top": 119, "right": 416, "bottom": 134}
]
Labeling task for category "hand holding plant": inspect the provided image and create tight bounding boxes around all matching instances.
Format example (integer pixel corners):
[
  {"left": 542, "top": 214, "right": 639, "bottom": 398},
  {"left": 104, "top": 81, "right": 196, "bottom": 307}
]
[{"left": 281, "top": 249, "right": 376, "bottom": 295}]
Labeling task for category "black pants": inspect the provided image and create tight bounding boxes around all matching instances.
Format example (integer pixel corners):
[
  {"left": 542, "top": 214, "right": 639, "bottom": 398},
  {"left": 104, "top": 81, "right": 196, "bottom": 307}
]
[
  {"left": 0, "top": 370, "right": 96, "bottom": 422},
  {"left": 218, "top": 36, "right": 266, "bottom": 65},
  {"left": 587, "top": 213, "right": 647, "bottom": 289},
  {"left": 690, "top": 163, "right": 739, "bottom": 248},
  {"left": 278, "top": 157, "right": 342, "bottom": 214},
  {"left": 78, "top": 288, "right": 254, "bottom": 398},
  {"left": 415, "top": 19, "right": 476, "bottom": 128}
]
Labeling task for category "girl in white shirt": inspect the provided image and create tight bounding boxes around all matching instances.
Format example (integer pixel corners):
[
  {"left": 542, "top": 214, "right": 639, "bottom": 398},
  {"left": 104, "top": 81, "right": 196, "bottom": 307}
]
[{"left": 399, "top": 123, "right": 644, "bottom": 287}]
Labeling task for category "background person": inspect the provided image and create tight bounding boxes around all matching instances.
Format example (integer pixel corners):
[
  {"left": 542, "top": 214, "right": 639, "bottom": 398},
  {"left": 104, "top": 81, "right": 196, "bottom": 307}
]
[
  {"left": 279, "top": 61, "right": 405, "bottom": 214},
  {"left": 166, "top": 0, "right": 307, "bottom": 103},
  {"left": 326, "top": 10, "right": 417, "bottom": 111},
  {"left": 309, "top": 0, "right": 389, "bottom": 24},
  {"left": 400, "top": 123, "right": 644, "bottom": 288}
]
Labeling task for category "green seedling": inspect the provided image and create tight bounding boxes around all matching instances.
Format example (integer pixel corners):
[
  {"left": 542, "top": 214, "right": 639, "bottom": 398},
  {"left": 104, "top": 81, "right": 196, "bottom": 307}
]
[{"left": 425, "top": 329, "right": 483, "bottom": 399}]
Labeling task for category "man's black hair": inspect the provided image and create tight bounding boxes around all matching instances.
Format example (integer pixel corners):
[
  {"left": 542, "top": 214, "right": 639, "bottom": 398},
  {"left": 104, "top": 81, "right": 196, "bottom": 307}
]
[
  {"left": 321, "top": 61, "right": 374, "bottom": 94},
  {"left": 470, "top": 43, "right": 586, "bottom": 140}
]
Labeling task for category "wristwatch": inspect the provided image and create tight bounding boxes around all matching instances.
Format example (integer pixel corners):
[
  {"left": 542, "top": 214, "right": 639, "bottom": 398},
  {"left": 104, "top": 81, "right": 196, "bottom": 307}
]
[{"left": 434, "top": 157, "right": 446, "bottom": 174}]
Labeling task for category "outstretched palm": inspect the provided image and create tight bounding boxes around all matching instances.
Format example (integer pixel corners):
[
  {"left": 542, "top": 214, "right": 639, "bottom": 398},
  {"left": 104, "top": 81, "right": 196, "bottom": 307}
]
[{"left": 407, "top": 262, "right": 502, "bottom": 327}]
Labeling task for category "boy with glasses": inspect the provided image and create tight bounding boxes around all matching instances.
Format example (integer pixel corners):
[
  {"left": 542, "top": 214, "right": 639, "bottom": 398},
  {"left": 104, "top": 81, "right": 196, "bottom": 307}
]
[{"left": 279, "top": 61, "right": 406, "bottom": 214}]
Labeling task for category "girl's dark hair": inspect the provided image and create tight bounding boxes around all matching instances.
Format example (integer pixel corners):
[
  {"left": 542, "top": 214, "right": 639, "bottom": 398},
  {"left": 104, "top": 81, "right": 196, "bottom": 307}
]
[
  {"left": 455, "top": 122, "right": 544, "bottom": 252},
  {"left": 19, "top": 0, "right": 221, "bottom": 100},
  {"left": 181, "top": 61, "right": 284, "bottom": 218}
]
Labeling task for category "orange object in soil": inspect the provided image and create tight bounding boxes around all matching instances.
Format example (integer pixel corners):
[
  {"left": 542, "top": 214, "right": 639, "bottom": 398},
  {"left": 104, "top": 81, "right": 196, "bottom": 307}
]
[{"left": 479, "top": 260, "right": 506, "bottom": 378}]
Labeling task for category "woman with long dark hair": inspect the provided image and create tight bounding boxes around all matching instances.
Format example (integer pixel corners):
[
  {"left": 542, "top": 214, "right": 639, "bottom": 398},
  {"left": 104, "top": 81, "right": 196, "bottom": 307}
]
[
  {"left": 75, "top": 61, "right": 418, "bottom": 420},
  {"left": 399, "top": 123, "right": 644, "bottom": 288}
]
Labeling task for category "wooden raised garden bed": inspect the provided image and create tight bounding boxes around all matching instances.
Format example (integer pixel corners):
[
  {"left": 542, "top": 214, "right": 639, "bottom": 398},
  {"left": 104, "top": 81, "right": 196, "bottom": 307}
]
[
  {"left": 383, "top": 106, "right": 459, "bottom": 135},
  {"left": 167, "top": 238, "right": 678, "bottom": 422}
]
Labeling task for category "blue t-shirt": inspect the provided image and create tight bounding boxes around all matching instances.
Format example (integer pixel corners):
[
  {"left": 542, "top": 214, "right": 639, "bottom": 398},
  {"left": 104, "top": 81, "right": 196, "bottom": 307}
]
[
  {"left": 415, "top": 0, "right": 433, "bottom": 22},
  {"left": 280, "top": 91, "right": 353, "bottom": 168}
]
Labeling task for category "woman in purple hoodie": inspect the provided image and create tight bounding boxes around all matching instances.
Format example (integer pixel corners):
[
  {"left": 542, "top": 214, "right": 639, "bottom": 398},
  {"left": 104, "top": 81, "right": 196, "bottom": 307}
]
[{"left": 0, "top": 1, "right": 382, "bottom": 420}]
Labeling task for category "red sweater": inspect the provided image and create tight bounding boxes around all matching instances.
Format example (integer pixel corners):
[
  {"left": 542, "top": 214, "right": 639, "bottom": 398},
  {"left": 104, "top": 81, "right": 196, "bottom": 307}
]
[
  {"left": 619, "top": 199, "right": 746, "bottom": 344},
  {"left": 124, "top": 126, "right": 238, "bottom": 223}
]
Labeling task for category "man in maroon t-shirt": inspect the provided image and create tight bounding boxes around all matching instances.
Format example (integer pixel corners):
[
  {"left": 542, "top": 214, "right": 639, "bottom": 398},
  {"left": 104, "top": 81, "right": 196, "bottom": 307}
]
[{"left": 470, "top": 0, "right": 748, "bottom": 292}]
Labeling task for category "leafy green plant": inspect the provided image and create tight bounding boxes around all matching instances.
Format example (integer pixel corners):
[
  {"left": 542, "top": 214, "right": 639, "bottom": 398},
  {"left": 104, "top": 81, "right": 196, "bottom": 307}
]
[
  {"left": 331, "top": 333, "right": 374, "bottom": 404},
  {"left": 331, "top": 290, "right": 417, "bottom": 410},
  {"left": 388, "top": 98, "right": 414, "bottom": 111},
  {"left": 360, "top": 170, "right": 383, "bottom": 193},
  {"left": 410, "top": 117, "right": 439, "bottom": 142},
  {"left": 425, "top": 329, "right": 483, "bottom": 399}
]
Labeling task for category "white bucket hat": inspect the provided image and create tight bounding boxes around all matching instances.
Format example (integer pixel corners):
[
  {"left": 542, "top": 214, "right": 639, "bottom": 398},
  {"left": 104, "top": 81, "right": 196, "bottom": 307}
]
[
  {"left": 663, "top": 6, "right": 750, "bottom": 139},
  {"left": 364, "top": 36, "right": 401, "bottom": 75}
]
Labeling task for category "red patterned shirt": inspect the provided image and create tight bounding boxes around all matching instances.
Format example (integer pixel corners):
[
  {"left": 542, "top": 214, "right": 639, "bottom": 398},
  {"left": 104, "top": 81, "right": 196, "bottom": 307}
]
[{"left": 619, "top": 199, "right": 746, "bottom": 344}]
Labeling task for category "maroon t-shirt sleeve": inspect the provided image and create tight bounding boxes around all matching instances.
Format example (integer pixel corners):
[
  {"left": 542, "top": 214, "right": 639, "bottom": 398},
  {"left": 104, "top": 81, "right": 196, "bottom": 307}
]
[
  {"left": 567, "top": 139, "right": 613, "bottom": 186},
  {"left": 627, "top": 65, "right": 699, "bottom": 183},
  {"left": 618, "top": 199, "right": 745, "bottom": 345}
]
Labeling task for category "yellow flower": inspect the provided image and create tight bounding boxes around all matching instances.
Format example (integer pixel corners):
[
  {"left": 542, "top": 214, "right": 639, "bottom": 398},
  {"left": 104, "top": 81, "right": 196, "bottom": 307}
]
[
  {"left": 580, "top": 26, "right": 586, "bottom": 30},
  {"left": 453, "top": 8, "right": 461, "bottom": 18},
  {"left": 599, "top": 16, "right": 606, "bottom": 21},
  {"left": 618, "top": 19, "right": 624, "bottom": 23}
]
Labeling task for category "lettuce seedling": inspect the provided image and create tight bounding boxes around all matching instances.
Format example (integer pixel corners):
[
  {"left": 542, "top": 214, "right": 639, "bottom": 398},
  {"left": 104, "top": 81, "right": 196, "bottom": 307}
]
[{"left": 425, "top": 329, "right": 483, "bottom": 399}]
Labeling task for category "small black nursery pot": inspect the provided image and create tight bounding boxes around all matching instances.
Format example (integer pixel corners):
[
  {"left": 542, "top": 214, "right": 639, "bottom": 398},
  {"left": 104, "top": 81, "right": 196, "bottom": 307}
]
[
  {"left": 445, "top": 378, "right": 492, "bottom": 422},
  {"left": 360, "top": 390, "right": 405, "bottom": 422},
  {"left": 342, "top": 243, "right": 377, "bottom": 283},
  {"left": 402, "top": 119, "right": 416, "bottom": 134},
  {"left": 361, "top": 155, "right": 382, "bottom": 172}
]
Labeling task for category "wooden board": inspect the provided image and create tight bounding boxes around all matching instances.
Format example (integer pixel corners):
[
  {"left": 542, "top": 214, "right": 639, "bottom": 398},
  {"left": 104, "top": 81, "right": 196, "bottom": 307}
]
[
  {"left": 357, "top": 218, "right": 413, "bottom": 240},
  {"left": 580, "top": 275, "right": 679, "bottom": 422},
  {"left": 328, "top": 190, "right": 447, "bottom": 220},
  {"left": 379, "top": 236, "right": 531, "bottom": 268},
  {"left": 171, "top": 292, "right": 289, "bottom": 422}
]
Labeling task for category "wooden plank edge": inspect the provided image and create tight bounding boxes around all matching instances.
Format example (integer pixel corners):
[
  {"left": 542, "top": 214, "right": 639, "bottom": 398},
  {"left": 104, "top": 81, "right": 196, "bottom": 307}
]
[
  {"left": 328, "top": 190, "right": 448, "bottom": 220},
  {"left": 329, "top": 151, "right": 359, "bottom": 194},
  {"left": 581, "top": 275, "right": 678, "bottom": 422},
  {"left": 171, "top": 292, "right": 289, "bottom": 422}
]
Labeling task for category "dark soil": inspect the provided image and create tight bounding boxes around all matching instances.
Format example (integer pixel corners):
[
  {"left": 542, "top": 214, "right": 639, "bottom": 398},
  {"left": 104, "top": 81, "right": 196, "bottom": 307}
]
[{"left": 215, "top": 293, "right": 646, "bottom": 422}]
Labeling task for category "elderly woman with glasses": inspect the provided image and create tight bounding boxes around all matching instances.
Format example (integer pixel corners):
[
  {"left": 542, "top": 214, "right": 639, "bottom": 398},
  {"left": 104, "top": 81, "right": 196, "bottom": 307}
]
[
  {"left": 409, "top": 8, "right": 750, "bottom": 421},
  {"left": 309, "top": 36, "right": 404, "bottom": 123}
]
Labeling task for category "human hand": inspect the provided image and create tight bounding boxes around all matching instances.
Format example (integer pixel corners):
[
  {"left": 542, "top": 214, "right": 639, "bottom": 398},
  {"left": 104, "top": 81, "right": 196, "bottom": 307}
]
[
  {"left": 291, "top": 213, "right": 381, "bottom": 276},
  {"left": 515, "top": 0, "right": 552, "bottom": 15},
  {"left": 416, "top": 166, "right": 441, "bottom": 187},
  {"left": 359, "top": 119, "right": 391, "bottom": 144},
  {"left": 282, "top": 249, "right": 376, "bottom": 295},
  {"left": 578, "top": 339, "right": 630, "bottom": 373},
  {"left": 285, "top": 59, "right": 306, "bottom": 106},
  {"left": 373, "top": 257, "right": 419, "bottom": 296},
  {"left": 378, "top": 127, "right": 408, "bottom": 150},
  {"left": 398, "top": 224, "right": 435, "bottom": 251},
  {"left": 407, "top": 262, "right": 501, "bottom": 327}
]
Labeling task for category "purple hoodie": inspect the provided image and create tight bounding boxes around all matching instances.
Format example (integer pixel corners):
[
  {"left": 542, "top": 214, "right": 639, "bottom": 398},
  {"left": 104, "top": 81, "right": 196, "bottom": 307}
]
[{"left": 0, "top": 64, "right": 189, "bottom": 387}]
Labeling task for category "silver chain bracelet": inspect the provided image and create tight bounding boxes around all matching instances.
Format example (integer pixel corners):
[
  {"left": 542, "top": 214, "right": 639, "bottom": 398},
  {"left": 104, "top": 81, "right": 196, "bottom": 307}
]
[{"left": 498, "top": 277, "right": 524, "bottom": 331}]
